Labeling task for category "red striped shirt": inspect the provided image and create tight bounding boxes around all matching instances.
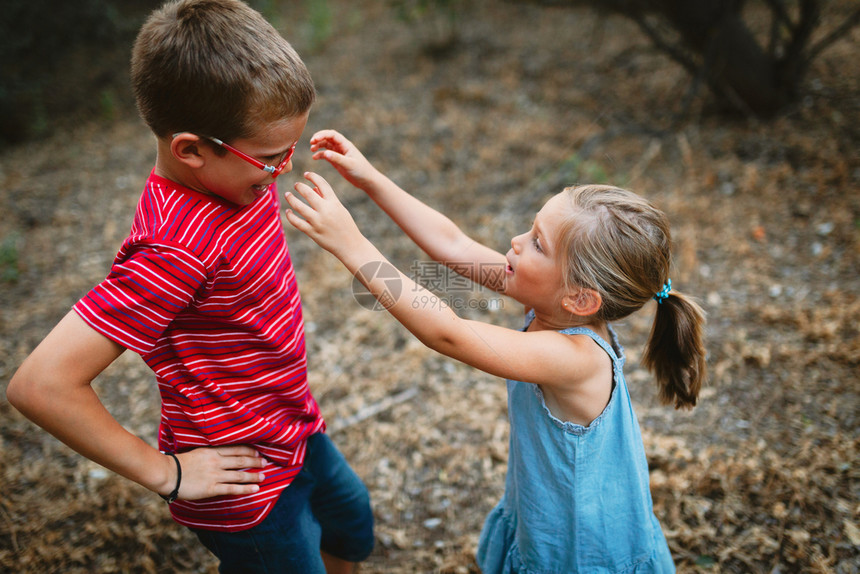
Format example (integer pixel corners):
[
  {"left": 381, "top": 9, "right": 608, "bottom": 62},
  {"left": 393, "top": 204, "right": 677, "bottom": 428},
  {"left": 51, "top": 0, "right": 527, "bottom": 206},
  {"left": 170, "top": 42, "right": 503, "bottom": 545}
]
[{"left": 74, "top": 172, "right": 324, "bottom": 531}]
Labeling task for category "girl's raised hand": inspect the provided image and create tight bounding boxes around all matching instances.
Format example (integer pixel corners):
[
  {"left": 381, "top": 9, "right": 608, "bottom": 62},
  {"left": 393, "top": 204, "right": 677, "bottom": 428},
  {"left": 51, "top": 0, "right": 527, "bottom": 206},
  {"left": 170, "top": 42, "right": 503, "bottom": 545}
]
[
  {"left": 172, "top": 445, "right": 265, "bottom": 500},
  {"left": 309, "top": 129, "right": 380, "bottom": 190},
  {"left": 284, "top": 171, "right": 364, "bottom": 259}
]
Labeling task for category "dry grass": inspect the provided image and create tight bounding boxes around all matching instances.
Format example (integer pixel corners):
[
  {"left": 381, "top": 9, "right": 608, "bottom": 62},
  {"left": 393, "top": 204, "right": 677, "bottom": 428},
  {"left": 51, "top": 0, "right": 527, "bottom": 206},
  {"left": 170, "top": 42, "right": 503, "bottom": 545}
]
[{"left": 1, "top": 1, "right": 858, "bottom": 572}]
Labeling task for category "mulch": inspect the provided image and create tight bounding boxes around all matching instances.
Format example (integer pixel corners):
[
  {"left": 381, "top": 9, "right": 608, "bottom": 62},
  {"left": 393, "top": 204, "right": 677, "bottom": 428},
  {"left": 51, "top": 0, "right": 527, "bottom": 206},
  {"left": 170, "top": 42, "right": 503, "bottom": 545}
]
[{"left": 1, "top": 1, "right": 857, "bottom": 572}]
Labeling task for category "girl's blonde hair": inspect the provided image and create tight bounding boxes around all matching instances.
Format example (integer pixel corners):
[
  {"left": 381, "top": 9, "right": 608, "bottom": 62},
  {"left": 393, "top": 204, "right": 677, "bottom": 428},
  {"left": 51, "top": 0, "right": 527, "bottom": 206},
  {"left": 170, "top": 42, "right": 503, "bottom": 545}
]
[{"left": 555, "top": 185, "right": 706, "bottom": 409}]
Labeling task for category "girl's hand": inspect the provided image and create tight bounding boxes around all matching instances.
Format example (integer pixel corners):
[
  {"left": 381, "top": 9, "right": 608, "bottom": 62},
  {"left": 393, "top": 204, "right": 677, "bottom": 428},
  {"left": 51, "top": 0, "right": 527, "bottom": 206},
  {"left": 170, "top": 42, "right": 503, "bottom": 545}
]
[
  {"left": 309, "top": 129, "right": 380, "bottom": 191},
  {"left": 170, "top": 445, "right": 265, "bottom": 501},
  {"left": 284, "top": 171, "right": 364, "bottom": 258}
]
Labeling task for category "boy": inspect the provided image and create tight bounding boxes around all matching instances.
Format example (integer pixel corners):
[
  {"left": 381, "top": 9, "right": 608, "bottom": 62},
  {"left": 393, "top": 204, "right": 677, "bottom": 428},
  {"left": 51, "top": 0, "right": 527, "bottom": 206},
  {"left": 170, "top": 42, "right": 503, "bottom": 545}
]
[{"left": 6, "top": 1, "right": 373, "bottom": 572}]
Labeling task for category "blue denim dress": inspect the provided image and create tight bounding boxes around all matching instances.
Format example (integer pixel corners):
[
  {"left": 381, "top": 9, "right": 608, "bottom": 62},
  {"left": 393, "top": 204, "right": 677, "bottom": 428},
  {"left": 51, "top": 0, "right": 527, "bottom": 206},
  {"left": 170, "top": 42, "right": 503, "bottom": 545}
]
[{"left": 477, "top": 312, "right": 675, "bottom": 573}]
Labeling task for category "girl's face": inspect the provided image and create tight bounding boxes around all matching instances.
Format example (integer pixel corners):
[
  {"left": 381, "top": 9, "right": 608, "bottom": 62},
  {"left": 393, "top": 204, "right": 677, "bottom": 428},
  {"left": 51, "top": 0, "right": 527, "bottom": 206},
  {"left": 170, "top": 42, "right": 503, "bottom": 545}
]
[
  {"left": 195, "top": 113, "right": 309, "bottom": 206},
  {"left": 504, "top": 193, "right": 572, "bottom": 312}
]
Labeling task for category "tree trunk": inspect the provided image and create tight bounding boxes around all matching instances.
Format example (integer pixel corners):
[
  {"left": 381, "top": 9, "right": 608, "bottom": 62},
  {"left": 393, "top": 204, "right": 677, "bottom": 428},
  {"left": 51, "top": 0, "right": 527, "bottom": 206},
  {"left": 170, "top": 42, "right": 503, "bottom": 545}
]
[
  {"left": 522, "top": 0, "right": 793, "bottom": 114},
  {"left": 652, "top": 0, "right": 781, "bottom": 113}
]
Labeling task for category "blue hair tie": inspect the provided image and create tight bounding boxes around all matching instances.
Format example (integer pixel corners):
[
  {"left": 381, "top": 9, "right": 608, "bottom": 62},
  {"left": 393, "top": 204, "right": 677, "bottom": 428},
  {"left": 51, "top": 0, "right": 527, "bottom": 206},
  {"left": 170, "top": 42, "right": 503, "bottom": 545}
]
[{"left": 653, "top": 278, "right": 672, "bottom": 304}]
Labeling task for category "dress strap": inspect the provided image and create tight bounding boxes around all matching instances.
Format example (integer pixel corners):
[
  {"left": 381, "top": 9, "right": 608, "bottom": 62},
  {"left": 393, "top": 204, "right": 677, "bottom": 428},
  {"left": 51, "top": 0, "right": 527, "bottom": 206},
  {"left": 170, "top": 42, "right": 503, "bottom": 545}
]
[
  {"left": 523, "top": 309, "right": 625, "bottom": 367},
  {"left": 561, "top": 325, "right": 625, "bottom": 368}
]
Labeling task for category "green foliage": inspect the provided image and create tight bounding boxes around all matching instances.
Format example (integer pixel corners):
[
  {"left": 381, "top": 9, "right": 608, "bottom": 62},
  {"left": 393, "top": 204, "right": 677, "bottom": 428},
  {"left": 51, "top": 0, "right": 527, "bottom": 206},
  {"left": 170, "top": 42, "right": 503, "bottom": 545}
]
[
  {"left": 100, "top": 90, "right": 119, "bottom": 123},
  {"left": 545, "top": 153, "right": 610, "bottom": 186},
  {"left": 306, "top": 0, "right": 334, "bottom": 51},
  {"left": 390, "top": 0, "right": 465, "bottom": 51},
  {"left": 392, "top": 0, "right": 463, "bottom": 23},
  {"left": 0, "top": 233, "right": 21, "bottom": 283},
  {"left": 249, "top": 0, "right": 279, "bottom": 21},
  {"left": 0, "top": 0, "right": 155, "bottom": 146}
]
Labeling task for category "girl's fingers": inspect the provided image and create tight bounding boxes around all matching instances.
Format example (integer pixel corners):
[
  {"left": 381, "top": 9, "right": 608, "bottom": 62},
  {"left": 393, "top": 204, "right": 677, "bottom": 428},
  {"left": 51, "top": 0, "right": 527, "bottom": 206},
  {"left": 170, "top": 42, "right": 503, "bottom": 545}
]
[
  {"left": 284, "top": 208, "right": 308, "bottom": 232},
  {"left": 309, "top": 129, "right": 335, "bottom": 143},
  {"left": 312, "top": 148, "right": 349, "bottom": 171},
  {"left": 288, "top": 183, "right": 321, "bottom": 210},
  {"left": 302, "top": 171, "right": 334, "bottom": 198},
  {"left": 311, "top": 148, "right": 337, "bottom": 160},
  {"left": 309, "top": 132, "right": 337, "bottom": 152},
  {"left": 284, "top": 191, "right": 310, "bottom": 218},
  {"left": 310, "top": 129, "right": 346, "bottom": 146},
  {"left": 284, "top": 190, "right": 323, "bottom": 237},
  {"left": 310, "top": 131, "right": 353, "bottom": 161}
]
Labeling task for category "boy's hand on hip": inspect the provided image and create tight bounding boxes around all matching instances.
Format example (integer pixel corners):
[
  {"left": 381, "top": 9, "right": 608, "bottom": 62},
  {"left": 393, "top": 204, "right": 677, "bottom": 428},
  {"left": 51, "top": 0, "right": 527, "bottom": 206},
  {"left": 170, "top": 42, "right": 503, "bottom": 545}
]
[{"left": 168, "top": 445, "right": 265, "bottom": 501}]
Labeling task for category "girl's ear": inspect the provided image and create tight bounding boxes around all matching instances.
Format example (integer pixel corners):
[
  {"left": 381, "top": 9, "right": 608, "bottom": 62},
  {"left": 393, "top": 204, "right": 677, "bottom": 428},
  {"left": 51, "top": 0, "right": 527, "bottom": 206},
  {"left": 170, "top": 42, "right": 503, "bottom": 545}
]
[
  {"left": 562, "top": 288, "right": 602, "bottom": 317},
  {"left": 170, "top": 133, "right": 206, "bottom": 169}
]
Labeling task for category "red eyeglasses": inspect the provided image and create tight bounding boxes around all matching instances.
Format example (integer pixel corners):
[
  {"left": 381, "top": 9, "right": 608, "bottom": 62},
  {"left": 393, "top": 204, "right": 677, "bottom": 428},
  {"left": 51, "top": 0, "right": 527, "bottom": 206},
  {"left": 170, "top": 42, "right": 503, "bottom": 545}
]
[{"left": 205, "top": 136, "right": 296, "bottom": 177}]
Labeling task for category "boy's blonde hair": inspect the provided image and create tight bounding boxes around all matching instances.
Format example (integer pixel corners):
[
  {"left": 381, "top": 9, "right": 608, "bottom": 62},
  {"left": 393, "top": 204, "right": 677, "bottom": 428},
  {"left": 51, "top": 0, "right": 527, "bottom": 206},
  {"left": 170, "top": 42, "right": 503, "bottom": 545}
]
[
  {"left": 556, "top": 185, "right": 706, "bottom": 409},
  {"left": 131, "top": 0, "right": 315, "bottom": 140}
]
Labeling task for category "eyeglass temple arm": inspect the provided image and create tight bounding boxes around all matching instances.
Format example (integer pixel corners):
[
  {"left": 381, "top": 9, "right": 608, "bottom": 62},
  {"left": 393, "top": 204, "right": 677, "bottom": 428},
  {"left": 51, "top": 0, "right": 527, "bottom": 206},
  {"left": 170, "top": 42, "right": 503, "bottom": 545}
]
[{"left": 206, "top": 136, "right": 276, "bottom": 173}]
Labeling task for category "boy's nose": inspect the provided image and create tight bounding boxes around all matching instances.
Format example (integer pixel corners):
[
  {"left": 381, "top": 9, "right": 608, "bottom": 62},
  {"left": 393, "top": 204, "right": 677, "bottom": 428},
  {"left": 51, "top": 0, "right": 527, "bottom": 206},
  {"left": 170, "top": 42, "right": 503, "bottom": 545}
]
[{"left": 274, "top": 159, "right": 293, "bottom": 178}]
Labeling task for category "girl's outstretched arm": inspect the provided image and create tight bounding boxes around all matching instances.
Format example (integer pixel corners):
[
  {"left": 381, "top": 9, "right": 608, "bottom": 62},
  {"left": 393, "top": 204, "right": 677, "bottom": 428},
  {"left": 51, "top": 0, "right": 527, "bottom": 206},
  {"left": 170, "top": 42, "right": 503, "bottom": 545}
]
[
  {"left": 285, "top": 172, "right": 603, "bottom": 395},
  {"left": 310, "top": 130, "right": 506, "bottom": 292}
]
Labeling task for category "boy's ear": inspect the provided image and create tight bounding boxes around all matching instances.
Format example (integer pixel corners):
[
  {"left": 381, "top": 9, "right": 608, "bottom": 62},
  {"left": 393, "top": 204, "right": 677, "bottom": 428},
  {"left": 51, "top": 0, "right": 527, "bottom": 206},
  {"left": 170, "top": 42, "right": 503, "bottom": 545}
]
[
  {"left": 562, "top": 288, "right": 602, "bottom": 317},
  {"left": 170, "top": 133, "right": 206, "bottom": 168}
]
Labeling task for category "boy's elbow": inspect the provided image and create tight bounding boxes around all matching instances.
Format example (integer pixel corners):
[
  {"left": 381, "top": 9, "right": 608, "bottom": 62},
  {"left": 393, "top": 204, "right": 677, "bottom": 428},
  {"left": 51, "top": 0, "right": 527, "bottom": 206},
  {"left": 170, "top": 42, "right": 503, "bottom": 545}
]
[
  {"left": 6, "top": 372, "right": 28, "bottom": 412},
  {"left": 7, "top": 370, "right": 30, "bottom": 410},
  {"left": 7, "top": 365, "right": 46, "bottom": 416}
]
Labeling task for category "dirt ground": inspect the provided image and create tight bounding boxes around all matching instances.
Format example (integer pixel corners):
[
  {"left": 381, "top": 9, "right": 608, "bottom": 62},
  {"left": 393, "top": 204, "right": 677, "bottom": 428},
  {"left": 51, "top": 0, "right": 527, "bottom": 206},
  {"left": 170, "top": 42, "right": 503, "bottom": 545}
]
[{"left": 0, "top": 1, "right": 858, "bottom": 572}]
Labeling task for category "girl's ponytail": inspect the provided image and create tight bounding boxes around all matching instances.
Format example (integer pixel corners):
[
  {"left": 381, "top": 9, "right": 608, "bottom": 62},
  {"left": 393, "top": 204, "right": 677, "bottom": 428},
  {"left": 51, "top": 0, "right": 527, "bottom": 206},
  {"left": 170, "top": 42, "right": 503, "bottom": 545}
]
[
  {"left": 641, "top": 287, "right": 706, "bottom": 409},
  {"left": 557, "top": 185, "right": 707, "bottom": 409}
]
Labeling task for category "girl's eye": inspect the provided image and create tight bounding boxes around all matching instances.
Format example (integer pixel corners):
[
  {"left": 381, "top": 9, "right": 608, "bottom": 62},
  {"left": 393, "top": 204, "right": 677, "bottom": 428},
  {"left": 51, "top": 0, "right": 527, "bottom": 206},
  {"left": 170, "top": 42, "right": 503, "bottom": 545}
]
[{"left": 532, "top": 236, "right": 543, "bottom": 253}]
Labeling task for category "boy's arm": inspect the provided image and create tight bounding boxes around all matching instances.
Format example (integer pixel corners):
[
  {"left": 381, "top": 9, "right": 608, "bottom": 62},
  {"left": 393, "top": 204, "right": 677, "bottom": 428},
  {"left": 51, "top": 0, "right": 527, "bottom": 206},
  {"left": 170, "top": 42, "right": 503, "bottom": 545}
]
[
  {"left": 6, "top": 311, "right": 264, "bottom": 500},
  {"left": 310, "top": 130, "right": 507, "bottom": 291}
]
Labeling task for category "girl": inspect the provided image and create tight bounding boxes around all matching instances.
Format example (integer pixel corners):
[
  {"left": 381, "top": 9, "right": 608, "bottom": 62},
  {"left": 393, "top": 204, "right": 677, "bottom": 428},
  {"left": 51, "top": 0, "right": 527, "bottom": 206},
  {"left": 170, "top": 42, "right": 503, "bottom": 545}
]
[{"left": 285, "top": 130, "right": 706, "bottom": 573}]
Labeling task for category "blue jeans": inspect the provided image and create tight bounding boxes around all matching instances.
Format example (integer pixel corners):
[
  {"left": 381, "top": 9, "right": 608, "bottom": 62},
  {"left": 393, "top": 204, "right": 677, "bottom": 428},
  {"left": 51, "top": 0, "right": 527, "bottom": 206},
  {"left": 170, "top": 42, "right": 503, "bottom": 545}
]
[{"left": 192, "top": 433, "right": 374, "bottom": 573}]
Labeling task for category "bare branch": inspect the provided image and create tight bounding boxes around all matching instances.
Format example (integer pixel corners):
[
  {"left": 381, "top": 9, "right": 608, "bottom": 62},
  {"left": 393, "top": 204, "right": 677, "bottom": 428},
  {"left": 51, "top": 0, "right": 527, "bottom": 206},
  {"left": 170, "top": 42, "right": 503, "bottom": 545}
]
[
  {"left": 807, "top": 6, "right": 860, "bottom": 63},
  {"left": 783, "top": 0, "right": 821, "bottom": 64},
  {"left": 508, "top": 0, "right": 852, "bottom": 115},
  {"left": 328, "top": 388, "right": 419, "bottom": 433},
  {"left": 762, "top": 0, "right": 791, "bottom": 57},
  {"left": 761, "top": 0, "right": 794, "bottom": 30},
  {"left": 630, "top": 13, "right": 699, "bottom": 77}
]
